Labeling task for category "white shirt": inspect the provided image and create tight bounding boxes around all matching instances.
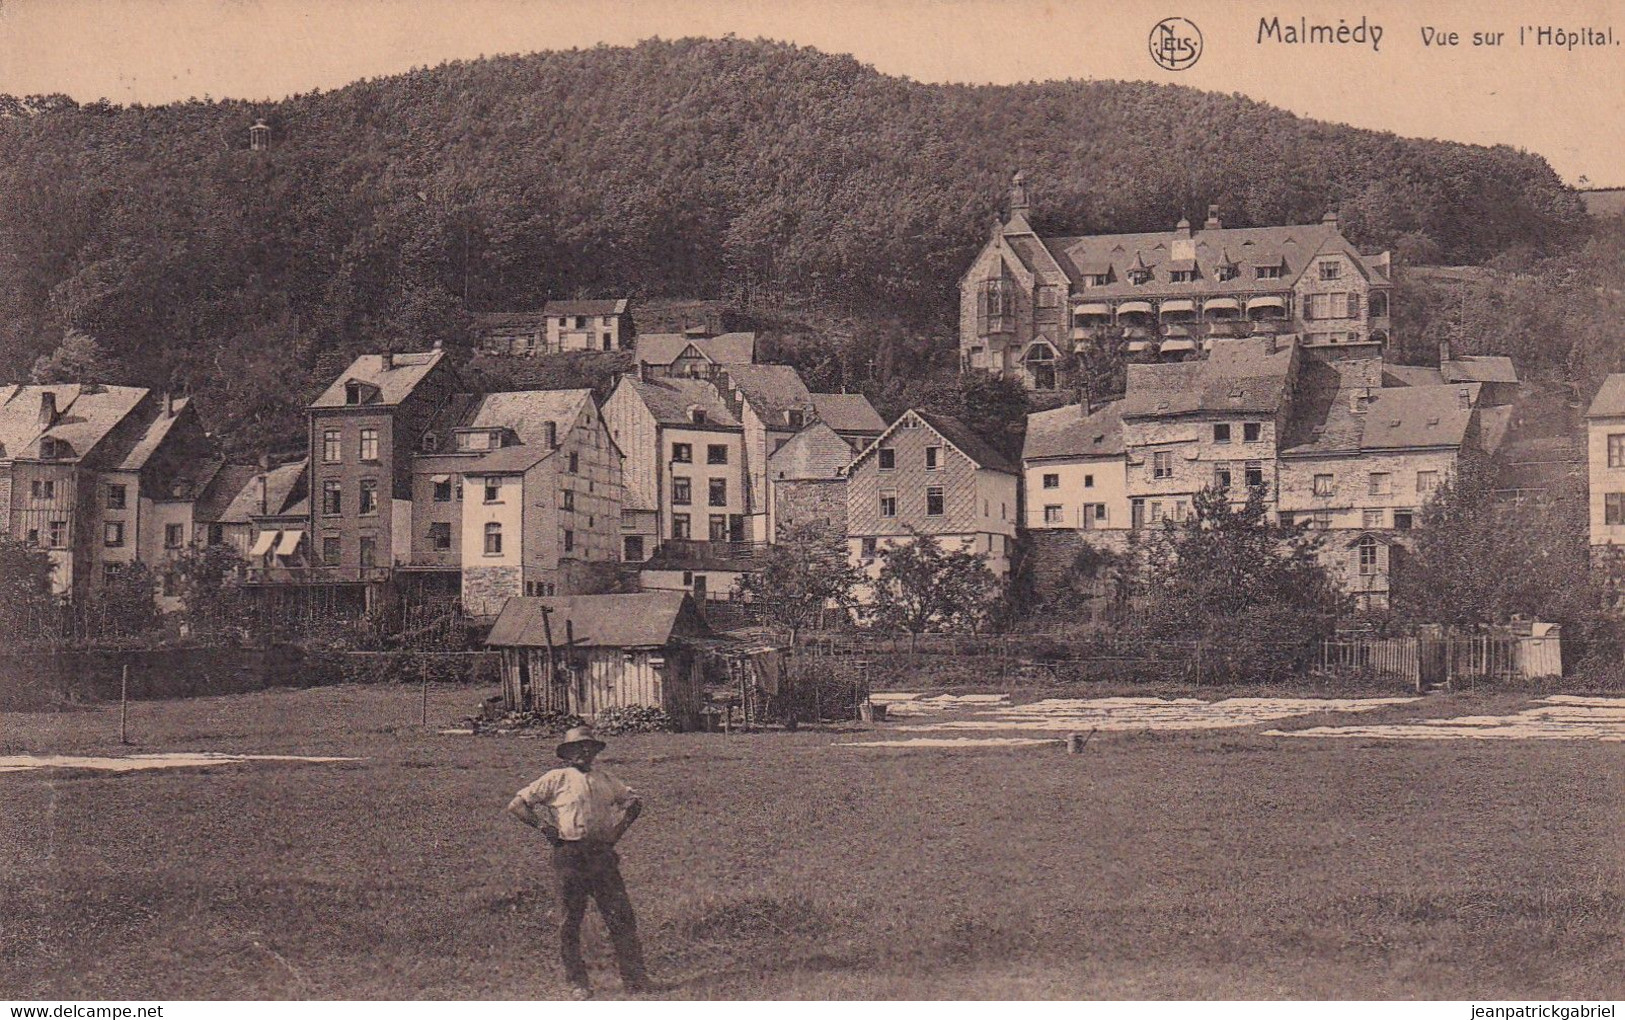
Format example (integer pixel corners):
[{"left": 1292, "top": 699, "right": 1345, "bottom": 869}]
[{"left": 516, "top": 766, "right": 636, "bottom": 843}]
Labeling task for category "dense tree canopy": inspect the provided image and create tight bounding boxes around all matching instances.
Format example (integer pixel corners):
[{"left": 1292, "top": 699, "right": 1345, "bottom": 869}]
[{"left": 0, "top": 38, "right": 1587, "bottom": 456}]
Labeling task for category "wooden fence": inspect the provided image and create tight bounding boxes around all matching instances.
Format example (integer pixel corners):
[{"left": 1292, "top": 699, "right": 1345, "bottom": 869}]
[{"left": 1319, "top": 631, "right": 1564, "bottom": 690}]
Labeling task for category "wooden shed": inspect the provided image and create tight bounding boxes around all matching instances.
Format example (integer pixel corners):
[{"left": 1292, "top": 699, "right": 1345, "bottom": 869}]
[{"left": 486, "top": 591, "right": 712, "bottom": 729}]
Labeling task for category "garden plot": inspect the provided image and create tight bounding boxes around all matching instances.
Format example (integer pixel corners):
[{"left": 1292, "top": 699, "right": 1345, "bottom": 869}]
[
  {"left": 869, "top": 695, "right": 1417, "bottom": 737},
  {"left": 0, "top": 752, "right": 363, "bottom": 774},
  {"left": 1265, "top": 695, "right": 1625, "bottom": 743}
]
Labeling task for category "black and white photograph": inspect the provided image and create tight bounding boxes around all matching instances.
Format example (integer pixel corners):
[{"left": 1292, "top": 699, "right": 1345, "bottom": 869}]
[{"left": 1, "top": 0, "right": 1623, "bottom": 1006}]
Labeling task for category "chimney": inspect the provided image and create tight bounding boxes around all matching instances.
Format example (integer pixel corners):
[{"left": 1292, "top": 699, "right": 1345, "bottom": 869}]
[
  {"left": 1204, "top": 204, "right": 1222, "bottom": 230},
  {"left": 1322, "top": 209, "right": 1339, "bottom": 226},
  {"left": 638, "top": 360, "right": 651, "bottom": 382},
  {"left": 1176, "top": 216, "right": 1192, "bottom": 238},
  {"left": 38, "top": 391, "right": 56, "bottom": 426},
  {"left": 1080, "top": 378, "right": 1095, "bottom": 418},
  {"left": 380, "top": 351, "right": 394, "bottom": 371},
  {"left": 1007, "top": 170, "right": 1030, "bottom": 219},
  {"left": 1439, "top": 340, "right": 1452, "bottom": 365},
  {"left": 163, "top": 391, "right": 177, "bottom": 418},
  {"left": 1458, "top": 387, "right": 1472, "bottom": 410},
  {"left": 432, "top": 339, "right": 443, "bottom": 350},
  {"left": 258, "top": 473, "right": 268, "bottom": 516},
  {"left": 1349, "top": 387, "right": 1370, "bottom": 414}
]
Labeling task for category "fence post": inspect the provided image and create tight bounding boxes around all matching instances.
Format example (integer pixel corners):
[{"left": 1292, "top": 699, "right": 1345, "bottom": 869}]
[
  {"left": 120, "top": 663, "right": 130, "bottom": 745},
  {"left": 420, "top": 658, "right": 429, "bottom": 726}
]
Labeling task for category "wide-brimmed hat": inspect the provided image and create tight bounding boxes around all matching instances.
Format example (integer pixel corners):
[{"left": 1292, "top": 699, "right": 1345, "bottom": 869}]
[{"left": 556, "top": 725, "right": 607, "bottom": 759}]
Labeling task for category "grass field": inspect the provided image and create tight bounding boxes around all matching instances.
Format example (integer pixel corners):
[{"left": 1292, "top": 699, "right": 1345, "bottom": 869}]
[{"left": 3, "top": 684, "right": 1624, "bottom": 1000}]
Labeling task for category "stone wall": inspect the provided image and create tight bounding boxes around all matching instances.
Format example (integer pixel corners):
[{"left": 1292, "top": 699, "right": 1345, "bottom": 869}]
[
  {"left": 774, "top": 477, "right": 847, "bottom": 544},
  {"left": 462, "top": 564, "right": 522, "bottom": 615}
]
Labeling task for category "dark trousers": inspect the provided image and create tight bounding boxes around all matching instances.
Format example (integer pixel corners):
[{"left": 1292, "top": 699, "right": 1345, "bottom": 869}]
[{"left": 552, "top": 840, "right": 648, "bottom": 989}]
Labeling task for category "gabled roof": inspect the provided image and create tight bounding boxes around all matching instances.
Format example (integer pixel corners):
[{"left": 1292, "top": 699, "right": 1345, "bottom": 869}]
[
  {"left": 1281, "top": 358, "right": 1386, "bottom": 455},
  {"left": 635, "top": 332, "right": 756, "bottom": 368},
  {"left": 622, "top": 377, "right": 741, "bottom": 429},
  {"left": 1359, "top": 385, "right": 1478, "bottom": 452},
  {"left": 115, "top": 396, "right": 191, "bottom": 471},
  {"left": 769, "top": 422, "right": 853, "bottom": 481},
  {"left": 720, "top": 365, "right": 813, "bottom": 425},
  {"left": 1441, "top": 355, "right": 1518, "bottom": 385},
  {"left": 1120, "top": 337, "right": 1296, "bottom": 419},
  {"left": 467, "top": 389, "right": 592, "bottom": 450},
  {"left": 811, "top": 393, "right": 886, "bottom": 436},
  {"left": 1039, "top": 217, "right": 1379, "bottom": 299},
  {"left": 310, "top": 350, "right": 445, "bottom": 409},
  {"left": 1283, "top": 359, "right": 1476, "bottom": 456},
  {"left": 541, "top": 298, "right": 630, "bottom": 318},
  {"left": 220, "top": 459, "right": 308, "bottom": 523},
  {"left": 853, "top": 408, "right": 1017, "bottom": 475},
  {"left": 0, "top": 384, "right": 149, "bottom": 462},
  {"left": 1382, "top": 364, "right": 1445, "bottom": 388},
  {"left": 194, "top": 463, "right": 262, "bottom": 523},
  {"left": 486, "top": 591, "right": 709, "bottom": 648},
  {"left": 1022, "top": 400, "right": 1125, "bottom": 462},
  {"left": 1587, "top": 374, "right": 1625, "bottom": 419}
]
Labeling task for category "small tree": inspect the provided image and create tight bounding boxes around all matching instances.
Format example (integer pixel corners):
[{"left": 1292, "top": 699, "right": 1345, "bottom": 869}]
[
  {"left": 869, "top": 530, "right": 1005, "bottom": 643},
  {"left": 0, "top": 532, "right": 60, "bottom": 640},
  {"left": 171, "top": 544, "right": 255, "bottom": 639},
  {"left": 30, "top": 329, "right": 115, "bottom": 384},
  {"left": 732, "top": 520, "right": 861, "bottom": 642},
  {"left": 87, "top": 563, "right": 161, "bottom": 639}
]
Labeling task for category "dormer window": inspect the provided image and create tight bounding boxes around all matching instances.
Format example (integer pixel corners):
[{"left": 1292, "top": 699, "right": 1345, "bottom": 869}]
[
  {"left": 345, "top": 381, "right": 363, "bottom": 405},
  {"left": 1083, "top": 273, "right": 1110, "bottom": 287},
  {"left": 545, "top": 422, "right": 558, "bottom": 448},
  {"left": 690, "top": 408, "right": 708, "bottom": 425},
  {"left": 1128, "top": 269, "right": 1153, "bottom": 285},
  {"left": 786, "top": 409, "right": 805, "bottom": 428},
  {"left": 38, "top": 437, "right": 62, "bottom": 460},
  {"left": 1215, "top": 265, "right": 1238, "bottom": 282},
  {"left": 1256, "top": 265, "right": 1283, "bottom": 280},
  {"left": 421, "top": 432, "right": 439, "bottom": 452}
]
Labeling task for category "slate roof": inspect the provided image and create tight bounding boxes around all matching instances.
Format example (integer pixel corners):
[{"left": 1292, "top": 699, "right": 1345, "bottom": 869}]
[
  {"left": 624, "top": 377, "right": 741, "bottom": 428},
  {"left": 769, "top": 422, "right": 853, "bottom": 480},
  {"left": 1440, "top": 355, "right": 1518, "bottom": 385},
  {"left": 1022, "top": 400, "right": 1125, "bottom": 462},
  {"left": 0, "top": 384, "right": 149, "bottom": 462},
  {"left": 914, "top": 410, "right": 1019, "bottom": 475},
  {"left": 811, "top": 393, "right": 886, "bottom": 436},
  {"left": 635, "top": 332, "right": 756, "bottom": 368},
  {"left": 1587, "top": 374, "right": 1625, "bottom": 419},
  {"left": 720, "top": 365, "right": 813, "bottom": 425},
  {"left": 115, "top": 397, "right": 191, "bottom": 471},
  {"left": 220, "top": 459, "right": 308, "bottom": 523},
  {"left": 541, "top": 299, "right": 630, "bottom": 317},
  {"left": 1034, "top": 217, "right": 1382, "bottom": 299},
  {"left": 487, "top": 591, "right": 707, "bottom": 648},
  {"left": 310, "top": 350, "right": 445, "bottom": 408},
  {"left": 1281, "top": 358, "right": 1386, "bottom": 455},
  {"left": 1361, "top": 386, "right": 1478, "bottom": 452},
  {"left": 467, "top": 389, "right": 591, "bottom": 450},
  {"left": 1120, "top": 337, "right": 1296, "bottom": 419},
  {"left": 474, "top": 311, "right": 548, "bottom": 330},
  {"left": 194, "top": 463, "right": 262, "bottom": 523},
  {"left": 1382, "top": 364, "right": 1445, "bottom": 388}
]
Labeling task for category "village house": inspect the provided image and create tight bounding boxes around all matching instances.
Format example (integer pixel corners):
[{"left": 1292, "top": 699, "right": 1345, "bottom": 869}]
[
  {"left": 845, "top": 408, "right": 1021, "bottom": 581},
  {"left": 809, "top": 392, "right": 887, "bottom": 451},
  {"left": 1585, "top": 374, "right": 1625, "bottom": 569},
  {"left": 402, "top": 388, "right": 623, "bottom": 613},
  {"left": 0, "top": 384, "right": 216, "bottom": 601},
  {"left": 1021, "top": 399, "right": 1128, "bottom": 533},
  {"left": 302, "top": 348, "right": 459, "bottom": 591},
  {"left": 239, "top": 459, "right": 313, "bottom": 580},
  {"left": 486, "top": 590, "right": 711, "bottom": 729},
  {"left": 960, "top": 173, "right": 1393, "bottom": 388},
  {"left": 715, "top": 364, "right": 818, "bottom": 544},
  {"left": 474, "top": 299, "right": 632, "bottom": 355},
  {"left": 767, "top": 421, "right": 854, "bottom": 544},
  {"left": 634, "top": 332, "right": 757, "bottom": 380},
  {"left": 190, "top": 462, "right": 264, "bottom": 556}
]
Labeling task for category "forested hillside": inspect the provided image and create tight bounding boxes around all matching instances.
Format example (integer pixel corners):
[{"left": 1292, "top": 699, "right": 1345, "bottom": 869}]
[{"left": 0, "top": 38, "right": 1588, "bottom": 451}]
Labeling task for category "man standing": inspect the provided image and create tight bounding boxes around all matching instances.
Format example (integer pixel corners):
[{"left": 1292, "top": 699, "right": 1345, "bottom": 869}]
[{"left": 507, "top": 725, "right": 653, "bottom": 998}]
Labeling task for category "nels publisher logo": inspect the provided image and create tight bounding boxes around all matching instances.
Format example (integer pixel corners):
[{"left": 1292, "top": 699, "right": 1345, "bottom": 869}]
[{"left": 1150, "top": 17, "right": 1203, "bottom": 70}]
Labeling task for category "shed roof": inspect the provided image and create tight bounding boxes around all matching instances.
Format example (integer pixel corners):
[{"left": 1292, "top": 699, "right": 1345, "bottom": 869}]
[
  {"left": 811, "top": 393, "right": 886, "bottom": 435},
  {"left": 486, "top": 591, "right": 708, "bottom": 648},
  {"left": 1022, "top": 400, "right": 1124, "bottom": 462},
  {"left": 309, "top": 350, "right": 445, "bottom": 408},
  {"left": 1441, "top": 356, "right": 1518, "bottom": 385}
]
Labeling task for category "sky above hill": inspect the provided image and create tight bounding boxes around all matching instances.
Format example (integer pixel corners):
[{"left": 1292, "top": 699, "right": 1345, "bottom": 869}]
[{"left": 1, "top": 0, "right": 1621, "bottom": 187}]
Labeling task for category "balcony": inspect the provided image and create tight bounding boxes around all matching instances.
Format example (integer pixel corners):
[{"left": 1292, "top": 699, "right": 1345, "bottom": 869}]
[
  {"left": 244, "top": 565, "right": 394, "bottom": 585},
  {"left": 645, "top": 539, "right": 769, "bottom": 569}
]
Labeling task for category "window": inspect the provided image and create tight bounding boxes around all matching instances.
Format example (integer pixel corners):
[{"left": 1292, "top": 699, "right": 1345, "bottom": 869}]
[
  {"left": 563, "top": 529, "right": 575, "bottom": 553},
  {"left": 1043, "top": 505, "right": 1063, "bottom": 524},
  {"left": 926, "top": 487, "right": 945, "bottom": 517},
  {"left": 207, "top": 523, "right": 224, "bottom": 547},
  {"left": 104, "top": 521, "right": 125, "bottom": 548},
  {"left": 672, "top": 514, "right": 691, "bottom": 539},
  {"left": 623, "top": 536, "right": 644, "bottom": 561},
  {"left": 322, "top": 480, "right": 342, "bottom": 515},
  {"left": 359, "top": 428, "right": 379, "bottom": 462},
  {"left": 1243, "top": 422, "right": 1262, "bottom": 442},
  {"left": 483, "top": 523, "right": 502, "bottom": 556},
  {"left": 1041, "top": 473, "right": 1060, "bottom": 490},
  {"left": 561, "top": 489, "right": 575, "bottom": 511},
  {"left": 1152, "top": 451, "right": 1173, "bottom": 479},
  {"left": 861, "top": 536, "right": 878, "bottom": 558},
  {"left": 429, "top": 522, "right": 451, "bottom": 550},
  {"left": 690, "top": 409, "right": 708, "bottom": 425},
  {"left": 103, "top": 563, "right": 122, "bottom": 584},
  {"left": 359, "top": 537, "right": 376, "bottom": 568},
  {"left": 1169, "top": 269, "right": 1196, "bottom": 283},
  {"left": 708, "top": 478, "right": 727, "bottom": 507},
  {"left": 925, "top": 446, "right": 941, "bottom": 470},
  {"left": 707, "top": 444, "right": 728, "bottom": 465},
  {"left": 434, "top": 478, "right": 453, "bottom": 502},
  {"left": 1213, "top": 462, "right": 1232, "bottom": 490},
  {"left": 1313, "top": 474, "right": 1334, "bottom": 497},
  {"left": 709, "top": 515, "right": 727, "bottom": 542},
  {"left": 878, "top": 448, "right": 896, "bottom": 471},
  {"left": 484, "top": 480, "right": 500, "bottom": 503},
  {"left": 672, "top": 443, "right": 692, "bottom": 464},
  {"left": 671, "top": 477, "right": 692, "bottom": 505},
  {"left": 574, "top": 316, "right": 587, "bottom": 329},
  {"left": 1256, "top": 265, "right": 1283, "bottom": 280},
  {"left": 1417, "top": 470, "right": 1440, "bottom": 497},
  {"left": 1213, "top": 423, "right": 1231, "bottom": 444},
  {"left": 1608, "top": 494, "right": 1625, "bottom": 526},
  {"left": 1312, "top": 511, "right": 1332, "bottom": 530},
  {"left": 48, "top": 520, "right": 66, "bottom": 548},
  {"left": 1357, "top": 536, "right": 1379, "bottom": 576},
  {"left": 31, "top": 479, "right": 55, "bottom": 500},
  {"left": 1363, "top": 510, "right": 1386, "bottom": 529},
  {"left": 1150, "top": 501, "right": 1165, "bottom": 523},
  {"left": 323, "top": 429, "right": 341, "bottom": 463},
  {"left": 568, "top": 452, "right": 579, "bottom": 474},
  {"left": 106, "top": 484, "right": 126, "bottom": 510},
  {"left": 880, "top": 491, "right": 897, "bottom": 518},
  {"left": 359, "top": 479, "right": 378, "bottom": 516},
  {"left": 1320, "top": 260, "right": 1342, "bottom": 281},
  {"left": 322, "top": 537, "right": 340, "bottom": 565},
  {"left": 1037, "top": 286, "right": 1060, "bottom": 308},
  {"left": 1369, "top": 472, "right": 1392, "bottom": 497},
  {"left": 1308, "top": 293, "right": 1349, "bottom": 319},
  {"left": 165, "top": 523, "right": 184, "bottom": 549},
  {"left": 1174, "top": 500, "right": 1188, "bottom": 521},
  {"left": 1091, "top": 504, "right": 1109, "bottom": 526},
  {"left": 1394, "top": 510, "right": 1414, "bottom": 531},
  {"left": 345, "top": 382, "right": 363, "bottom": 405},
  {"left": 1245, "top": 461, "right": 1264, "bottom": 488}
]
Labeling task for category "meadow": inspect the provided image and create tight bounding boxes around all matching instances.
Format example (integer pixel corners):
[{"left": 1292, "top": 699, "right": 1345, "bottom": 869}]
[{"left": 2, "top": 684, "right": 1623, "bottom": 1000}]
